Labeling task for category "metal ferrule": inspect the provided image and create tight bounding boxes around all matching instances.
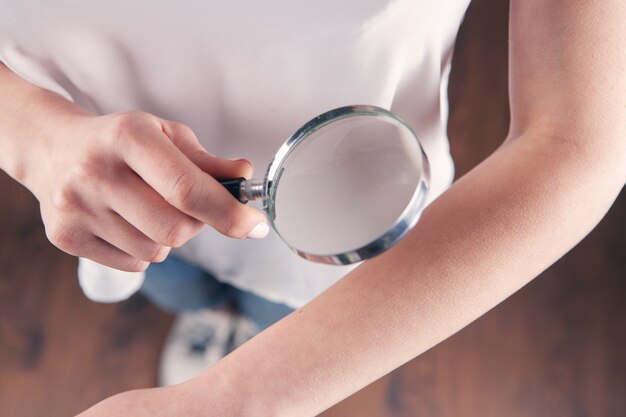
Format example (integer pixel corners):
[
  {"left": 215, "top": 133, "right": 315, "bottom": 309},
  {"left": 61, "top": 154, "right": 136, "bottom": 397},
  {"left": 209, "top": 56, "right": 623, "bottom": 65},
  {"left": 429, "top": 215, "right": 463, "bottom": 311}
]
[{"left": 239, "top": 178, "right": 265, "bottom": 201}]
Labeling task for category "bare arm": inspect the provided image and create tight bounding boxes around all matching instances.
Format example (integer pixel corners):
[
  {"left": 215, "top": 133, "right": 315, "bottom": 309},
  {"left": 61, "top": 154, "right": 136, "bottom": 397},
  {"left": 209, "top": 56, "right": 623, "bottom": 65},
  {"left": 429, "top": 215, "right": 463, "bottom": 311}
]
[
  {"left": 78, "top": 1, "right": 626, "bottom": 415},
  {"left": 202, "top": 1, "right": 626, "bottom": 415}
]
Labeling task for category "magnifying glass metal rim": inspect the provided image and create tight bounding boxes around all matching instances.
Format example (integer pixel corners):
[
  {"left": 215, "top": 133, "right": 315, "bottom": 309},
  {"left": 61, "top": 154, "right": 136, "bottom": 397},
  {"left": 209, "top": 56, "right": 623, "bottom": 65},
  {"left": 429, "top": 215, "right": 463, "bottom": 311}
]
[{"left": 262, "top": 104, "right": 431, "bottom": 265}]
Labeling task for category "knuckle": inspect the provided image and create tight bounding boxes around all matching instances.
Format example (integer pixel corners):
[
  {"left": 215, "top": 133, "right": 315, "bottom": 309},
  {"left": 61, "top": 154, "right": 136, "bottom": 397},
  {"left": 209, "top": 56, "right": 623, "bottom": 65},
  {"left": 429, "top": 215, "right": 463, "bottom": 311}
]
[
  {"left": 51, "top": 186, "right": 81, "bottom": 212},
  {"left": 54, "top": 157, "right": 107, "bottom": 213},
  {"left": 174, "top": 122, "right": 196, "bottom": 140},
  {"left": 123, "top": 259, "right": 149, "bottom": 273},
  {"left": 220, "top": 208, "right": 248, "bottom": 239},
  {"left": 166, "top": 172, "right": 198, "bottom": 210},
  {"left": 155, "top": 245, "right": 171, "bottom": 262},
  {"left": 164, "top": 218, "right": 201, "bottom": 248},
  {"left": 145, "top": 243, "right": 170, "bottom": 263},
  {"left": 73, "top": 157, "right": 103, "bottom": 184},
  {"left": 66, "top": 149, "right": 112, "bottom": 192},
  {"left": 108, "top": 113, "right": 135, "bottom": 139},
  {"left": 107, "top": 112, "right": 155, "bottom": 148},
  {"left": 46, "top": 223, "right": 84, "bottom": 253},
  {"left": 111, "top": 111, "right": 150, "bottom": 130}
]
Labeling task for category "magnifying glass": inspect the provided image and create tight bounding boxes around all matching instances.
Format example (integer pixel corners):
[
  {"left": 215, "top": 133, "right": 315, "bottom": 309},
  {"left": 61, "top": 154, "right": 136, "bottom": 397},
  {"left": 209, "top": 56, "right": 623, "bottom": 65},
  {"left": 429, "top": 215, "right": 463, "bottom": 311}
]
[{"left": 219, "top": 105, "right": 430, "bottom": 265}]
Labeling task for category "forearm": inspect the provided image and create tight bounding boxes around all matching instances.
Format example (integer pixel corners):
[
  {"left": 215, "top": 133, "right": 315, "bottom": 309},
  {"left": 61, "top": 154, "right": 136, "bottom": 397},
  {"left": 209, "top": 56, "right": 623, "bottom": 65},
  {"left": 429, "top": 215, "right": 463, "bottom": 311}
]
[
  {"left": 202, "top": 131, "right": 624, "bottom": 416},
  {"left": 0, "top": 63, "right": 90, "bottom": 185}
]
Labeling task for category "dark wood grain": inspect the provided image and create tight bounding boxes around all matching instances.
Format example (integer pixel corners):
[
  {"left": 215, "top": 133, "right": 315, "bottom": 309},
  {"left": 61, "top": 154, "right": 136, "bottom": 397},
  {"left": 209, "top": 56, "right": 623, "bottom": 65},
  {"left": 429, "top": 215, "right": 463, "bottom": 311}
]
[
  {"left": 1, "top": 0, "right": 624, "bottom": 416},
  {"left": 0, "top": 174, "right": 173, "bottom": 415}
]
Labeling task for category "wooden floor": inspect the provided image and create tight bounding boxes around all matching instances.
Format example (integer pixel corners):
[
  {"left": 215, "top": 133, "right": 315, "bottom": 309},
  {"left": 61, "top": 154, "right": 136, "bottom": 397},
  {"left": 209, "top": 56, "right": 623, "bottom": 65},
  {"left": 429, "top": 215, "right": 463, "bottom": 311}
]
[{"left": 1, "top": 1, "right": 624, "bottom": 416}]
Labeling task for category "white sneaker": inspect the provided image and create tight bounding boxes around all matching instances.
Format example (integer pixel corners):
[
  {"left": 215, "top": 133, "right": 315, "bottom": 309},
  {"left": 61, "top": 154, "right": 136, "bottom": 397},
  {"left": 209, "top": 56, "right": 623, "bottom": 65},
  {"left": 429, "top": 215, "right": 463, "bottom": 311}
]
[
  {"left": 158, "top": 306, "right": 265, "bottom": 387},
  {"left": 158, "top": 306, "right": 238, "bottom": 387}
]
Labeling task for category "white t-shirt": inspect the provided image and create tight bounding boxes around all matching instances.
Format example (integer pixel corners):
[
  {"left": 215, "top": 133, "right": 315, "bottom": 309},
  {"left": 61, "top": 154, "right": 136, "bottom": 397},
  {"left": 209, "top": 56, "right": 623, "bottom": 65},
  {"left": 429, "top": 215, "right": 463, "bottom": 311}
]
[{"left": 1, "top": 0, "right": 470, "bottom": 308}]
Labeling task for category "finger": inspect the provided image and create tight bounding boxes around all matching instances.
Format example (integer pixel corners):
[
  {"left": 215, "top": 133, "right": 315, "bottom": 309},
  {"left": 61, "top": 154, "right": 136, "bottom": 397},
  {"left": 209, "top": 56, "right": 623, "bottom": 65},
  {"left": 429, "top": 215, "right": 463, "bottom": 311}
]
[
  {"left": 160, "top": 119, "right": 254, "bottom": 179},
  {"left": 121, "top": 125, "right": 268, "bottom": 238},
  {"left": 93, "top": 210, "right": 171, "bottom": 263},
  {"left": 105, "top": 168, "right": 203, "bottom": 247},
  {"left": 81, "top": 236, "right": 149, "bottom": 272}
]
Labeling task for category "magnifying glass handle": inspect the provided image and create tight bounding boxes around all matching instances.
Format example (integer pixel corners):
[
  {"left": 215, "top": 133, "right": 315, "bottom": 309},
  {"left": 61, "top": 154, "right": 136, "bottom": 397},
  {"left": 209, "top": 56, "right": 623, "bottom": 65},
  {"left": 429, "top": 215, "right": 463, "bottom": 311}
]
[
  {"left": 218, "top": 177, "right": 264, "bottom": 204},
  {"left": 219, "top": 177, "right": 247, "bottom": 203}
]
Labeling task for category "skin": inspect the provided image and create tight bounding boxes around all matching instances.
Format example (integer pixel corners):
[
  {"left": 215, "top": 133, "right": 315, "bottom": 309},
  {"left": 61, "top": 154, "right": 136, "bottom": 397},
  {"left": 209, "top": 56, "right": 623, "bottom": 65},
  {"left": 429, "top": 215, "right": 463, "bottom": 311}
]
[
  {"left": 0, "top": 69, "right": 269, "bottom": 272},
  {"left": 1, "top": 0, "right": 624, "bottom": 416}
]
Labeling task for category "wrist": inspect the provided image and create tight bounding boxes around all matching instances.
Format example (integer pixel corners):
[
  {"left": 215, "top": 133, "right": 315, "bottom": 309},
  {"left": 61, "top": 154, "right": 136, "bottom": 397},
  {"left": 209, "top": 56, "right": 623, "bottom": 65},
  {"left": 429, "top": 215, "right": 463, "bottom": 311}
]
[
  {"left": 0, "top": 64, "right": 92, "bottom": 189},
  {"left": 191, "top": 362, "right": 281, "bottom": 417},
  {"left": 23, "top": 90, "right": 93, "bottom": 188}
]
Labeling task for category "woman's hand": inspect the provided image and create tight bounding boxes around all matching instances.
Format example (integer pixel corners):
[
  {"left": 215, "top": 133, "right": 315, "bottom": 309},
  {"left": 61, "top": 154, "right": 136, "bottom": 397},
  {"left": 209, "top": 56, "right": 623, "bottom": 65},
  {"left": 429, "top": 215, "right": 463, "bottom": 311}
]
[
  {"left": 0, "top": 64, "right": 269, "bottom": 272},
  {"left": 23, "top": 110, "right": 268, "bottom": 271}
]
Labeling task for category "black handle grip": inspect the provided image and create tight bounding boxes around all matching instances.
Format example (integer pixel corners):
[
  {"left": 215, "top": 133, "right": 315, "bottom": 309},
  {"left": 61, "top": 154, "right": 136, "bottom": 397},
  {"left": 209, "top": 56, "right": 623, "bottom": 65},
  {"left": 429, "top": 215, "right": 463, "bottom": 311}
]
[{"left": 218, "top": 177, "right": 248, "bottom": 204}]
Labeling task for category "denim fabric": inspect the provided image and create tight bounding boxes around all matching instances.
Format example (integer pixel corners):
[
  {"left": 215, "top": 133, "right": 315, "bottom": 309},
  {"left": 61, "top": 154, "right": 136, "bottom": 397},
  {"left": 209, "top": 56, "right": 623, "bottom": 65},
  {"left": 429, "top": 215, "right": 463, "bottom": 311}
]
[{"left": 140, "top": 255, "right": 294, "bottom": 330}]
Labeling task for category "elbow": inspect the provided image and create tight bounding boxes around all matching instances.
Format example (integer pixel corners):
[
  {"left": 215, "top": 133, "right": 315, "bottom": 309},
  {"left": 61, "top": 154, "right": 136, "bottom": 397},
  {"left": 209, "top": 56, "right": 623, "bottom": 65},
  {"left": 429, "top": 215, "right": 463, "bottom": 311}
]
[{"left": 505, "top": 116, "right": 626, "bottom": 187}]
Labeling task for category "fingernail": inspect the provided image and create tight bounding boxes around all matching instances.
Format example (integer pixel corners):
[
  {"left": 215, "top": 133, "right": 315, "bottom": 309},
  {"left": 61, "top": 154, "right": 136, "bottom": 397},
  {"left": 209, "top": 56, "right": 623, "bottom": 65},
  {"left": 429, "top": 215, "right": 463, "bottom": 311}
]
[
  {"left": 232, "top": 158, "right": 254, "bottom": 179},
  {"left": 246, "top": 222, "right": 269, "bottom": 239}
]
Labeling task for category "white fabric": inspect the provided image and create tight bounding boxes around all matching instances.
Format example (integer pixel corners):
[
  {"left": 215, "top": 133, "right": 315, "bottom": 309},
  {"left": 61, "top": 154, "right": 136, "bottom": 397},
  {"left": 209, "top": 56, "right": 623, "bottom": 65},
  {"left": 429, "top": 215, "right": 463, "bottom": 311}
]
[
  {"left": 1, "top": 0, "right": 470, "bottom": 308},
  {"left": 78, "top": 257, "right": 145, "bottom": 303}
]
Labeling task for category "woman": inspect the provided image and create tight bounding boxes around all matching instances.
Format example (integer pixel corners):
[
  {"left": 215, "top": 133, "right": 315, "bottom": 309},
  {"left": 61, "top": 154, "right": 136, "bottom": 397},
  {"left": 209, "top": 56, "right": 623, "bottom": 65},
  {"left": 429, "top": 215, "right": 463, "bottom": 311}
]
[{"left": 0, "top": 0, "right": 624, "bottom": 415}]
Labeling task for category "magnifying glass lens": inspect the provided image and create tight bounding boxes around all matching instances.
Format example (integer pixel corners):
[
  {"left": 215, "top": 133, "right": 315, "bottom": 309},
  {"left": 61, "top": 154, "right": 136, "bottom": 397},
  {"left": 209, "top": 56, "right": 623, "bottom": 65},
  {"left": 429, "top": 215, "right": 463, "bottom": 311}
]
[
  {"left": 218, "top": 105, "right": 429, "bottom": 264},
  {"left": 272, "top": 115, "right": 424, "bottom": 257}
]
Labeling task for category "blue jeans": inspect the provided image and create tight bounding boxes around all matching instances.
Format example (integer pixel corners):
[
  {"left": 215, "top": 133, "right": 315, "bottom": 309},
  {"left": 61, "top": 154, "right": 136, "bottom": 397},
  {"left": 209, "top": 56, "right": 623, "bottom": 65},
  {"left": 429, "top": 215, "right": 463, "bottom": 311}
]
[{"left": 140, "top": 255, "right": 294, "bottom": 330}]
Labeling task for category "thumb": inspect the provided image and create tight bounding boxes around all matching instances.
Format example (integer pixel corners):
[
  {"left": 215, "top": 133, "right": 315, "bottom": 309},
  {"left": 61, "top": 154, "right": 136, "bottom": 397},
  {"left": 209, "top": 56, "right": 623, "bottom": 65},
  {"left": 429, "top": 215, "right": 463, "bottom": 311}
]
[{"left": 159, "top": 119, "right": 255, "bottom": 179}]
